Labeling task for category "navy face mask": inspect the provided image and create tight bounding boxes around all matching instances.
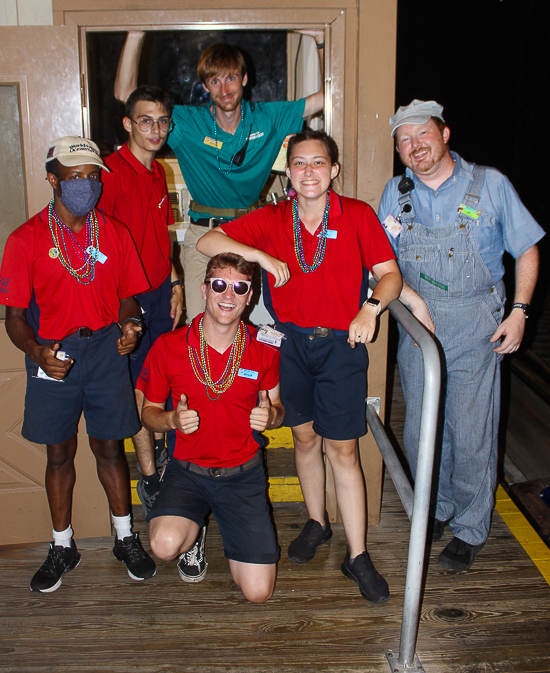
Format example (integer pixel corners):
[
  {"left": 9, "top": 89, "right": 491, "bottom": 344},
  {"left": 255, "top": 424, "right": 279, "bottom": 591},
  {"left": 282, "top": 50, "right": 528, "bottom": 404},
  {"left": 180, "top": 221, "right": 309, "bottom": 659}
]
[{"left": 58, "top": 178, "right": 102, "bottom": 217}]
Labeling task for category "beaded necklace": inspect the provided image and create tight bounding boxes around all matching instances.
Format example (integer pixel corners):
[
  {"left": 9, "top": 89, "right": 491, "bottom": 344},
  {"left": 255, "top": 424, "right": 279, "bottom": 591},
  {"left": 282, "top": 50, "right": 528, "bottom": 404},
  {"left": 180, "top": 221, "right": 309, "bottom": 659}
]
[
  {"left": 213, "top": 102, "right": 245, "bottom": 175},
  {"left": 188, "top": 317, "right": 248, "bottom": 400},
  {"left": 47, "top": 200, "right": 99, "bottom": 285},
  {"left": 292, "top": 189, "right": 331, "bottom": 273}
]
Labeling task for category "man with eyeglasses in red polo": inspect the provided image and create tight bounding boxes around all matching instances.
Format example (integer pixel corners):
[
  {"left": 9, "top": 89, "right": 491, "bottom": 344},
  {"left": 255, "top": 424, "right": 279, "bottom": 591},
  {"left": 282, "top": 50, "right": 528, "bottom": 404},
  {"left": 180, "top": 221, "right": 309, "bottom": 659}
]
[
  {"left": 137, "top": 252, "right": 284, "bottom": 602},
  {"left": 98, "top": 86, "right": 185, "bottom": 531}
]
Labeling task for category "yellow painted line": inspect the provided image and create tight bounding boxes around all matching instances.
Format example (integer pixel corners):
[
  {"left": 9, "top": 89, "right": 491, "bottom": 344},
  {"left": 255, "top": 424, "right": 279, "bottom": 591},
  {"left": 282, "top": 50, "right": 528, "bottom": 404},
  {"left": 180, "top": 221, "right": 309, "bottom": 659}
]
[
  {"left": 495, "top": 484, "right": 550, "bottom": 585},
  {"left": 124, "top": 438, "right": 134, "bottom": 453},
  {"left": 130, "top": 479, "right": 141, "bottom": 505},
  {"left": 268, "top": 476, "right": 304, "bottom": 502},
  {"left": 264, "top": 426, "right": 294, "bottom": 448}
]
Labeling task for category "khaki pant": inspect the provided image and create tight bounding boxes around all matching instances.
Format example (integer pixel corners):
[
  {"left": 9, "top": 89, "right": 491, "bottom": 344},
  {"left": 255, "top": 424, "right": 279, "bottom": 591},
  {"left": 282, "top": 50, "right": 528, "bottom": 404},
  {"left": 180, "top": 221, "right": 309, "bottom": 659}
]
[{"left": 182, "top": 223, "right": 210, "bottom": 323}]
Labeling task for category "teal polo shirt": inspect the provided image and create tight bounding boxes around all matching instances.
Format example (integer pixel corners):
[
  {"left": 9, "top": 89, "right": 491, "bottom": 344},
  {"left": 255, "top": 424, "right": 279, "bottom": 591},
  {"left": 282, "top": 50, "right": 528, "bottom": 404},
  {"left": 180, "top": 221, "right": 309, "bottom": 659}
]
[{"left": 168, "top": 98, "right": 306, "bottom": 220}]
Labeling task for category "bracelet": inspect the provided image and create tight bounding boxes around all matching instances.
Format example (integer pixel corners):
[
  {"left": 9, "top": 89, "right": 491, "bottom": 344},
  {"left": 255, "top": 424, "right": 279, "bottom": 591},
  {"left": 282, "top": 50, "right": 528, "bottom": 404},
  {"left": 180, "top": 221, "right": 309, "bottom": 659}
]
[
  {"left": 171, "top": 279, "right": 183, "bottom": 289},
  {"left": 120, "top": 316, "right": 145, "bottom": 336},
  {"left": 316, "top": 42, "right": 325, "bottom": 49}
]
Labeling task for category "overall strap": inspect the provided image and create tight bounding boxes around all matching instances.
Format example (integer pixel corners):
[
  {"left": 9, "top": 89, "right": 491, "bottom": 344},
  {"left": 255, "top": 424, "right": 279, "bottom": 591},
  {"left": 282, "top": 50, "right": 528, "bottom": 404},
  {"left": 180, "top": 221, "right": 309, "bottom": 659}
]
[
  {"left": 457, "top": 164, "right": 486, "bottom": 226},
  {"left": 396, "top": 176, "right": 416, "bottom": 225}
]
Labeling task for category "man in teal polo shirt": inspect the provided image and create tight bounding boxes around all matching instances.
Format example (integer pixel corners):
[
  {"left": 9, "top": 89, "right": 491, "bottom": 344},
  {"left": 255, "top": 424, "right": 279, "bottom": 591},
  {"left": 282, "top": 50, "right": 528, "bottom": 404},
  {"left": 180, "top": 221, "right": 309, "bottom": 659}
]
[{"left": 115, "top": 31, "right": 324, "bottom": 320}]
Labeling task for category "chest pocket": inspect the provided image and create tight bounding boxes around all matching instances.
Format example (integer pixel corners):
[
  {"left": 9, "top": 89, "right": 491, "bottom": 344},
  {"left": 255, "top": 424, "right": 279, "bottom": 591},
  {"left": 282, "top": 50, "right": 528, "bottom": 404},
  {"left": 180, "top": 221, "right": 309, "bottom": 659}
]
[{"left": 398, "top": 239, "right": 473, "bottom": 298}]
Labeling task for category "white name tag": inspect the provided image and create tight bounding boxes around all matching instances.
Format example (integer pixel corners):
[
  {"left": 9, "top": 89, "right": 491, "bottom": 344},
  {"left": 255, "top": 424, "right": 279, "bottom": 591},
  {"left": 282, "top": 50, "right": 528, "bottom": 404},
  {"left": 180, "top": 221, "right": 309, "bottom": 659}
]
[
  {"left": 35, "top": 350, "right": 67, "bottom": 382},
  {"left": 256, "top": 325, "right": 285, "bottom": 348},
  {"left": 87, "top": 246, "right": 107, "bottom": 264},
  {"left": 382, "top": 214, "right": 403, "bottom": 239},
  {"left": 318, "top": 229, "right": 337, "bottom": 239},
  {"left": 238, "top": 368, "right": 259, "bottom": 380}
]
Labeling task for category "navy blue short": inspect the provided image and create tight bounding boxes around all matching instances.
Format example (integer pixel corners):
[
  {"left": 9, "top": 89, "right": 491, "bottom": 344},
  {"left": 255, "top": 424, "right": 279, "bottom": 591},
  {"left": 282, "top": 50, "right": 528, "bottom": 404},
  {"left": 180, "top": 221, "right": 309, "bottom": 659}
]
[
  {"left": 130, "top": 273, "right": 174, "bottom": 386},
  {"left": 22, "top": 323, "right": 140, "bottom": 445},
  {"left": 279, "top": 325, "right": 368, "bottom": 440},
  {"left": 147, "top": 456, "right": 279, "bottom": 565}
]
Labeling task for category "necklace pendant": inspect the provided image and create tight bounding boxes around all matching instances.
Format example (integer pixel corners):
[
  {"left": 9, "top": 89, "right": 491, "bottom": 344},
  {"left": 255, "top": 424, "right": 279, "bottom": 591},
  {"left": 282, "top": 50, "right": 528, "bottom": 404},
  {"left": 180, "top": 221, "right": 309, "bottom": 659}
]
[{"left": 49, "top": 247, "right": 59, "bottom": 259}]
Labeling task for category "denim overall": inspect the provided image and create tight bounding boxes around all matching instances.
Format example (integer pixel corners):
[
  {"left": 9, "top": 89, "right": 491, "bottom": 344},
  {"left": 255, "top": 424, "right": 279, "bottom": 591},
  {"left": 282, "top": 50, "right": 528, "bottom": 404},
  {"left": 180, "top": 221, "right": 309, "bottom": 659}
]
[{"left": 397, "top": 166, "right": 504, "bottom": 545}]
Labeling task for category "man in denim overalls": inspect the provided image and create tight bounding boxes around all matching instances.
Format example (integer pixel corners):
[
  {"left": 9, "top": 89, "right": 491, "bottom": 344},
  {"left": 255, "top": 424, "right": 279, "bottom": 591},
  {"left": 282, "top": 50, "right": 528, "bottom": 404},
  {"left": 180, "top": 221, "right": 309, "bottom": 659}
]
[{"left": 378, "top": 100, "right": 545, "bottom": 571}]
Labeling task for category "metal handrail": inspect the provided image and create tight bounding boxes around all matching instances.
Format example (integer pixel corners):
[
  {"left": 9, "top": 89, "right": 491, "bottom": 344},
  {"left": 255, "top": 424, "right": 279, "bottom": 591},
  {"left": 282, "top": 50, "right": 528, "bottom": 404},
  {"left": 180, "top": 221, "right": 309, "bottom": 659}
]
[{"left": 367, "top": 292, "right": 441, "bottom": 670}]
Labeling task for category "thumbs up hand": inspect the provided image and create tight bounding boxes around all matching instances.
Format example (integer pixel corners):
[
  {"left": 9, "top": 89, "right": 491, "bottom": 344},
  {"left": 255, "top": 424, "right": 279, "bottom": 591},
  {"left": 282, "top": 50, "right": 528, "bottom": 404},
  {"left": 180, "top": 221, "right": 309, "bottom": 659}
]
[
  {"left": 250, "top": 390, "right": 272, "bottom": 431},
  {"left": 173, "top": 393, "right": 200, "bottom": 435}
]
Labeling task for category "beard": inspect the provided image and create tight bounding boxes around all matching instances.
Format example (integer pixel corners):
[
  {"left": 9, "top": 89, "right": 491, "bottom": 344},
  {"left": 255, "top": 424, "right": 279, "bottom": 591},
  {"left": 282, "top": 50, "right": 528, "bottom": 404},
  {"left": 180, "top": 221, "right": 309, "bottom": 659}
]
[{"left": 407, "top": 142, "right": 448, "bottom": 175}]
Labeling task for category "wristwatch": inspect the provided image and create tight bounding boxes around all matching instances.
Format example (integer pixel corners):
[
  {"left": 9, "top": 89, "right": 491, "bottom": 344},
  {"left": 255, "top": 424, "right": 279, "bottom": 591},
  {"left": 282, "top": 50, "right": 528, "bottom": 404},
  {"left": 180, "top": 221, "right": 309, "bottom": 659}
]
[
  {"left": 511, "top": 302, "right": 530, "bottom": 318},
  {"left": 364, "top": 298, "right": 382, "bottom": 316},
  {"left": 171, "top": 279, "right": 183, "bottom": 289}
]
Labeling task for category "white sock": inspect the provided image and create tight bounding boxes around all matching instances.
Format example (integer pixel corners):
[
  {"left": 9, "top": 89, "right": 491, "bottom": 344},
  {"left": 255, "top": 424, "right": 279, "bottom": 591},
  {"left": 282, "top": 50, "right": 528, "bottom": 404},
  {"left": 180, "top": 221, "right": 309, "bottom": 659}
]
[
  {"left": 112, "top": 514, "right": 132, "bottom": 541},
  {"left": 52, "top": 525, "right": 73, "bottom": 548}
]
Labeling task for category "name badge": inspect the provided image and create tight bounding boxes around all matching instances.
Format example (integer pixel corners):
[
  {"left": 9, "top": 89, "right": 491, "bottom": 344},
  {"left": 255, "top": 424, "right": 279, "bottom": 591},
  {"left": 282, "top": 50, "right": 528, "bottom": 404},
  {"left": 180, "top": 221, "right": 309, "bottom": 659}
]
[
  {"left": 204, "top": 136, "right": 223, "bottom": 149},
  {"left": 318, "top": 229, "right": 337, "bottom": 239},
  {"left": 87, "top": 246, "right": 107, "bottom": 264},
  {"left": 382, "top": 214, "right": 403, "bottom": 239},
  {"left": 238, "top": 368, "right": 259, "bottom": 380},
  {"left": 458, "top": 204, "right": 481, "bottom": 219}
]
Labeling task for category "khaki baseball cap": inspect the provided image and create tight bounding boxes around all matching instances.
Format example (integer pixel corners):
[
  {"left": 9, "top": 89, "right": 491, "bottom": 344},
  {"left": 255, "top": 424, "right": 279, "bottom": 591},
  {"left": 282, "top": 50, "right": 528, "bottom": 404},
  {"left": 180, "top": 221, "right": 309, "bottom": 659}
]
[
  {"left": 390, "top": 99, "right": 445, "bottom": 137},
  {"left": 45, "top": 136, "right": 111, "bottom": 171}
]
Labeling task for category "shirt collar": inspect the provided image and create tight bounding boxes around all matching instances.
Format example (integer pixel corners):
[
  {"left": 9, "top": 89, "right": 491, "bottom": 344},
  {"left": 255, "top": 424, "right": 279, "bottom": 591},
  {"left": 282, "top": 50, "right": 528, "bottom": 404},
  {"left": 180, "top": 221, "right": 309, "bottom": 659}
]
[{"left": 117, "top": 142, "right": 161, "bottom": 178}]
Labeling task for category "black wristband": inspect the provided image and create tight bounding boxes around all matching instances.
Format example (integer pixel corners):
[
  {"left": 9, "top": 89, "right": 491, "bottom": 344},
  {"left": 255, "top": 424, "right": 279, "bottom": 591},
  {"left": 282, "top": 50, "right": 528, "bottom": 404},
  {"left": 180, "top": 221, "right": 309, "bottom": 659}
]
[
  {"left": 171, "top": 279, "right": 183, "bottom": 289},
  {"left": 120, "top": 316, "right": 145, "bottom": 335},
  {"left": 511, "top": 302, "right": 530, "bottom": 318},
  {"left": 316, "top": 42, "right": 325, "bottom": 49}
]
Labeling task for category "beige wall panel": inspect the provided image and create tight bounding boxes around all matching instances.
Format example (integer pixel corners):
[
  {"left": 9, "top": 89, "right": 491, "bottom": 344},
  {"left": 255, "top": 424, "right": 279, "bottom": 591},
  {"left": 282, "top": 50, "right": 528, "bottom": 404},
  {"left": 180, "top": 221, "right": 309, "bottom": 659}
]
[
  {"left": 0, "top": 324, "right": 110, "bottom": 544},
  {"left": 0, "top": 27, "right": 82, "bottom": 216}
]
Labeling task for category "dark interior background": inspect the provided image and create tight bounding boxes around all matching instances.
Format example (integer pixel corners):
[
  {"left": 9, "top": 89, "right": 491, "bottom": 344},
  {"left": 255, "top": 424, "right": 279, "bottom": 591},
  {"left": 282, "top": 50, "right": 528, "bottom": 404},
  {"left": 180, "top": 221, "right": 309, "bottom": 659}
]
[{"left": 395, "top": 0, "right": 549, "bottom": 320}]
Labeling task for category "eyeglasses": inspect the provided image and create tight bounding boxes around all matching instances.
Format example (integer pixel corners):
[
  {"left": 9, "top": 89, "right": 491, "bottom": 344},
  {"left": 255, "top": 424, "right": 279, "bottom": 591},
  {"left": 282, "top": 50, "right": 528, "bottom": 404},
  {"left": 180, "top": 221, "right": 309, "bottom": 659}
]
[
  {"left": 131, "top": 117, "right": 174, "bottom": 133},
  {"left": 205, "top": 278, "right": 252, "bottom": 295}
]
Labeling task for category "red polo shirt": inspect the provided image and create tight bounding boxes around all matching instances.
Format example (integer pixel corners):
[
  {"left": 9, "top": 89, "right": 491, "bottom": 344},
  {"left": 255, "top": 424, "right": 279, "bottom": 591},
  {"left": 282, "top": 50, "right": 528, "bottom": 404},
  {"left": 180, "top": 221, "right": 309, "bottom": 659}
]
[
  {"left": 0, "top": 206, "right": 149, "bottom": 340},
  {"left": 98, "top": 143, "right": 173, "bottom": 291},
  {"left": 221, "top": 193, "right": 396, "bottom": 330},
  {"left": 137, "top": 315, "right": 280, "bottom": 467}
]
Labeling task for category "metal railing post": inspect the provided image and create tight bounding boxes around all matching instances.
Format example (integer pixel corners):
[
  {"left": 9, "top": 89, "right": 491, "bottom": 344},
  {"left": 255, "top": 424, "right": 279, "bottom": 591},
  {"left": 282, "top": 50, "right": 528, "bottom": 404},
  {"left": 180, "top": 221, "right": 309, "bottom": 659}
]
[{"left": 367, "top": 285, "right": 441, "bottom": 672}]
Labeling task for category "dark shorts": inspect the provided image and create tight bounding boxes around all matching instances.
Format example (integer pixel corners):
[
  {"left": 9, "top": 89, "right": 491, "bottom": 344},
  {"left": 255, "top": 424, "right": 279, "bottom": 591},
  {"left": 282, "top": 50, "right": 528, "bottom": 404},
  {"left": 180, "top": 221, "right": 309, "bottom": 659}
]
[
  {"left": 147, "top": 455, "right": 279, "bottom": 565},
  {"left": 279, "top": 325, "right": 368, "bottom": 440},
  {"left": 130, "top": 273, "right": 173, "bottom": 386},
  {"left": 22, "top": 323, "right": 140, "bottom": 445}
]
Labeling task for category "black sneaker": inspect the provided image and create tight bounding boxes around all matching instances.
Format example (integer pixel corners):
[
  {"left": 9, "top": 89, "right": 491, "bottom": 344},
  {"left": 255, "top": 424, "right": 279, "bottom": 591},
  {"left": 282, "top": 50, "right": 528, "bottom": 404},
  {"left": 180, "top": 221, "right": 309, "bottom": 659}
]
[
  {"left": 177, "top": 527, "right": 208, "bottom": 582},
  {"left": 112, "top": 532, "right": 156, "bottom": 580},
  {"left": 30, "top": 541, "right": 81, "bottom": 593},
  {"left": 438, "top": 536, "right": 485, "bottom": 572},
  {"left": 431, "top": 518, "right": 448, "bottom": 543},
  {"left": 341, "top": 550, "right": 390, "bottom": 604},
  {"left": 288, "top": 513, "right": 333, "bottom": 563},
  {"left": 136, "top": 477, "right": 158, "bottom": 517}
]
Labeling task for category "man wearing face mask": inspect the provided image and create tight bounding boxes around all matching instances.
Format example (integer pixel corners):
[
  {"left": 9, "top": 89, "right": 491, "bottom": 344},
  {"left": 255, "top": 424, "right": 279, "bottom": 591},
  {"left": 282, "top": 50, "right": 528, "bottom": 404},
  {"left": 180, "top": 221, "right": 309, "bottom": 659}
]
[{"left": 0, "top": 137, "right": 157, "bottom": 593}]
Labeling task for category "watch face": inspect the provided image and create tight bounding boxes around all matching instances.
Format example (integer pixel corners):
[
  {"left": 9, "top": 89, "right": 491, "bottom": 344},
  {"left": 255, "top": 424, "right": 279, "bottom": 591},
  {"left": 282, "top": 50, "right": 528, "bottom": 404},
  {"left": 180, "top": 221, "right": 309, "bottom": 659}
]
[{"left": 367, "top": 298, "right": 380, "bottom": 306}]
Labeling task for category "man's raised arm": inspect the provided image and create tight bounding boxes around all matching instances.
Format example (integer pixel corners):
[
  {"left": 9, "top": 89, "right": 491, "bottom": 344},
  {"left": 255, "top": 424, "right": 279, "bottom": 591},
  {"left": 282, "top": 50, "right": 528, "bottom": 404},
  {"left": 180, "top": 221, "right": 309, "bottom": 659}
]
[{"left": 114, "top": 31, "right": 146, "bottom": 104}]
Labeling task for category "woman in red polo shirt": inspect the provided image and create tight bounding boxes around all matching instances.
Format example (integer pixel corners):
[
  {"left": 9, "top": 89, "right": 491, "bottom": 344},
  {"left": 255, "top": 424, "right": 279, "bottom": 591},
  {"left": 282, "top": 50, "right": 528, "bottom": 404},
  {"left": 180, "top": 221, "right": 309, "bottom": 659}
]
[{"left": 197, "top": 128, "right": 401, "bottom": 603}]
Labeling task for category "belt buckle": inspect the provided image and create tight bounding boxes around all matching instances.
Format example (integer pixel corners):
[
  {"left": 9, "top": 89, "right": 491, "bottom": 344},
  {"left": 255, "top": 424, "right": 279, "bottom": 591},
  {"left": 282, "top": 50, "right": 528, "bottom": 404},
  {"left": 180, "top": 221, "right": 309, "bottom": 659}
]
[
  {"left": 78, "top": 327, "right": 93, "bottom": 338},
  {"left": 210, "top": 219, "right": 222, "bottom": 229},
  {"left": 313, "top": 327, "right": 331, "bottom": 338},
  {"left": 209, "top": 467, "right": 222, "bottom": 478}
]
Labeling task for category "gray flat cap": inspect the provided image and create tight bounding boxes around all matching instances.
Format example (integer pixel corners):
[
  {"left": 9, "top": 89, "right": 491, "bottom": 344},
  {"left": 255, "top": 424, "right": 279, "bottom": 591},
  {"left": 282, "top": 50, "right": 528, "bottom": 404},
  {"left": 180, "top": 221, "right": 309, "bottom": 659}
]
[{"left": 390, "top": 99, "right": 445, "bottom": 137}]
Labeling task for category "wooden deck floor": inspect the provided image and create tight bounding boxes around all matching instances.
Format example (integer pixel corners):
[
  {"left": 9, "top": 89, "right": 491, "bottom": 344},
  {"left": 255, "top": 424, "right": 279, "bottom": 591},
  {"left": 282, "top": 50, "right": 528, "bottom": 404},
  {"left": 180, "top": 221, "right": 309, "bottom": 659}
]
[
  {"left": 1, "top": 365, "right": 550, "bottom": 672},
  {"left": 1, "top": 481, "right": 550, "bottom": 672}
]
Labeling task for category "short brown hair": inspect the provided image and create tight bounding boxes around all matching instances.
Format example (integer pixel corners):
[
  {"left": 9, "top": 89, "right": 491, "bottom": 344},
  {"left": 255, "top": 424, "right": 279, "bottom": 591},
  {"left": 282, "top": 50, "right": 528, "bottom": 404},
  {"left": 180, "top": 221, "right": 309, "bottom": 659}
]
[
  {"left": 205, "top": 252, "right": 255, "bottom": 282},
  {"left": 431, "top": 116, "right": 447, "bottom": 134},
  {"left": 197, "top": 44, "right": 247, "bottom": 83},
  {"left": 287, "top": 128, "right": 339, "bottom": 167}
]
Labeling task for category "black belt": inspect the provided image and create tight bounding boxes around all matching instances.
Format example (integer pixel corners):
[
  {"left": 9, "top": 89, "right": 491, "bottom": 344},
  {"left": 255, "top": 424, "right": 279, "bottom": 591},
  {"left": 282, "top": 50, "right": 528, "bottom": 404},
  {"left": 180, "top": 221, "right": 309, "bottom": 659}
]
[
  {"left": 288, "top": 324, "right": 348, "bottom": 338},
  {"left": 191, "top": 217, "right": 228, "bottom": 228},
  {"left": 177, "top": 449, "right": 261, "bottom": 478},
  {"left": 71, "top": 327, "right": 94, "bottom": 338}
]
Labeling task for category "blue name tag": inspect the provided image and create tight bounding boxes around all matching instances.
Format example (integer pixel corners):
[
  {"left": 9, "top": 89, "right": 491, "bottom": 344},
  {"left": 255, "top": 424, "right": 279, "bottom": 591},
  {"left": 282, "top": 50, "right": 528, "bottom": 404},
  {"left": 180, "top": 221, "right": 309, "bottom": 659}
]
[
  {"left": 86, "top": 246, "right": 107, "bottom": 264},
  {"left": 318, "top": 229, "right": 337, "bottom": 239},
  {"left": 238, "top": 368, "right": 258, "bottom": 380}
]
